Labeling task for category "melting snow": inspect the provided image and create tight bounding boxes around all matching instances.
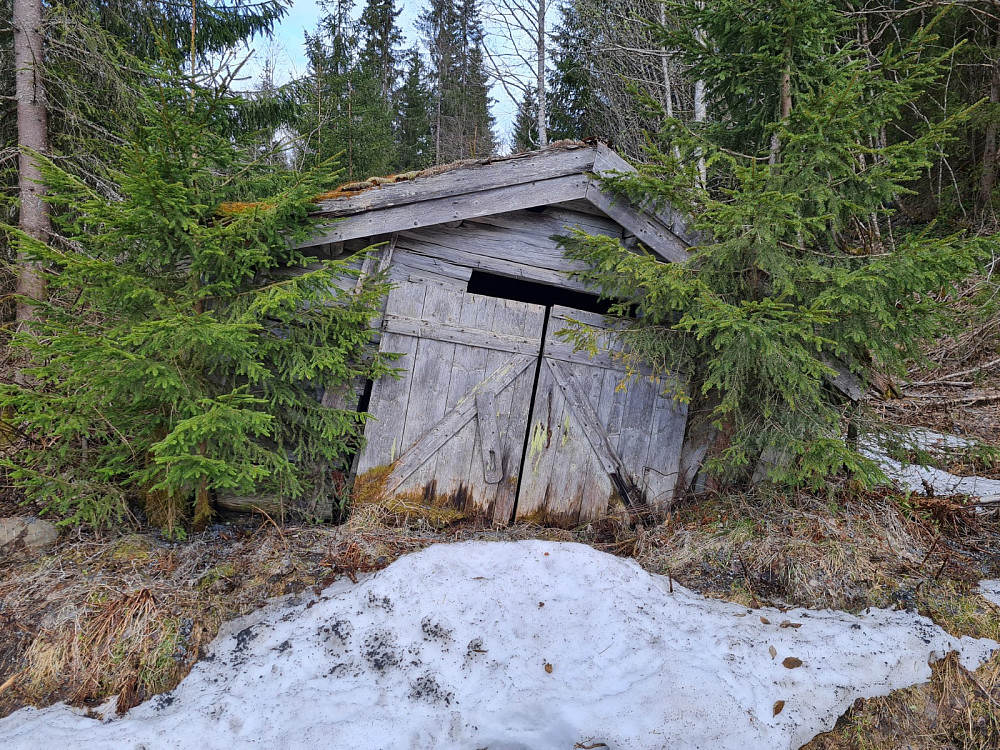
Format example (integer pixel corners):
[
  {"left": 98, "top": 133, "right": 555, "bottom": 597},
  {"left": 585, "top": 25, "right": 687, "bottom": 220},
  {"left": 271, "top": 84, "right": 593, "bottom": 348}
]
[
  {"left": 1, "top": 541, "right": 996, "bottom": 750},
  {"left": 982, "top": 580, "right": 1000, "bottom": 608}
]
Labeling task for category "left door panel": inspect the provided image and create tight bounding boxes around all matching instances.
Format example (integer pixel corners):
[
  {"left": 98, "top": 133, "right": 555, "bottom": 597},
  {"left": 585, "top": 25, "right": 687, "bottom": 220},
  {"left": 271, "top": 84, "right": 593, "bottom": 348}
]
[{"left": 355, "top": 281, "right": 546, "bottom": 523}]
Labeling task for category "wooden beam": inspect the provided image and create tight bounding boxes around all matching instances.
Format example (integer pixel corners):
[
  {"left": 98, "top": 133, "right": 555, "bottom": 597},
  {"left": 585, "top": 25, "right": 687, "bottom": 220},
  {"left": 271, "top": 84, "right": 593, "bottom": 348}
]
[
  {"left": 395, "top": 239, "right": 597, "bottom": 294},
  {"left": 386, "top": 354, "right": 538, "bottom": 493},
  {"left": 306, "top": 174, "right": 593, "bottom": 247},
  {"left": 475, "top": 391, "right": 504, "bottom": 484},
  {"left": 314, "top": 147, "right": 598, "bottom": 217},
  {"left": 382, "top": 314, "right": 541, "bottom": 355},
  {"left": 585, "top": 181, "right": 689, "bottom": 264},
  {"left": 593, "top": 143, "right": 699, "bottom": 246}
]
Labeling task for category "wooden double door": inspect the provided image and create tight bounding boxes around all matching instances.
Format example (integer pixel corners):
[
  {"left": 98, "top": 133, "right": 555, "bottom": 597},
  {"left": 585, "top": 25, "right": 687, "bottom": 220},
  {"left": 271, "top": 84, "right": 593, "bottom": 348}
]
[{"left": 355, "top": 281, "right": 687, "bottom": 527}]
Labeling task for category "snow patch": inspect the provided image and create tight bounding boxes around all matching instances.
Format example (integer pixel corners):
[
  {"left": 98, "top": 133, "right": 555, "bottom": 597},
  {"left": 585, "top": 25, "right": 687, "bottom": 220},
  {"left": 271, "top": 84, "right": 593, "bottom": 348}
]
[
  {"left": 862, "top": 430, "right": 1000, "bottom": 500},
  {"left": 982, "top": 580, "right": 1000, "bottom": 608},
  {"left": 1, "top": 541, "right": 996, "bottom": 750}
]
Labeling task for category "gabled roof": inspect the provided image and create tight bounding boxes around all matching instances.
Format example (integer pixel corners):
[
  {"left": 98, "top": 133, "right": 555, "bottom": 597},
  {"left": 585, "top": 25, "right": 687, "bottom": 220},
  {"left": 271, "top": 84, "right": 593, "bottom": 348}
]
[{"left": 304, "top": 142, "right": 693, "bottom": 263}]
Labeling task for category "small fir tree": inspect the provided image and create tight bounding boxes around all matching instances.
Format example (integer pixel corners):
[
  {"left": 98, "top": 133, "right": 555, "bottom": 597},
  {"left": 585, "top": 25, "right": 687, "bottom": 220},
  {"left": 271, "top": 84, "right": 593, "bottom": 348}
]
[
  {"left": 0, "top": 68, "right": 394, "bottom": 534},
  {"left": 512, "top": 90, "right": 540, "bottom": 151}
]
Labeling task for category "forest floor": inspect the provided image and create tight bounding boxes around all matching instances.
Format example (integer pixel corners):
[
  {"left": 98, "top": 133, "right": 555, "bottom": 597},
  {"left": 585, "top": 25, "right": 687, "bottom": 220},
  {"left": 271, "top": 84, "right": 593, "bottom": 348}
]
[{"left": 0, "top": 480, "right": 998, "bottom": 748}]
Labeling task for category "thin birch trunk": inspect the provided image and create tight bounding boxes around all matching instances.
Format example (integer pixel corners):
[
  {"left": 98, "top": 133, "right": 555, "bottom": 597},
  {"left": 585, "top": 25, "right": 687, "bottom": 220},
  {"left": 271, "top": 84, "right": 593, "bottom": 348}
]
[
  {"left": 13, "top": 0, "right": 49, "bottom": 326},
  {"left": 535, "top": 0, "right": 547, "bottom": 147}
]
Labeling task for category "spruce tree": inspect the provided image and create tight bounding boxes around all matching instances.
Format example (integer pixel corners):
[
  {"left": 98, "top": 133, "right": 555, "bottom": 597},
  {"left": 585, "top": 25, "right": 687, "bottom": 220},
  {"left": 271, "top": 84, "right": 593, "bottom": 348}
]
[
  {"left": 0, "top": 67, "right": 393, "bottom": 534},
  {"left": 298, "top": 0, "right": 399, "bottom": 180},
  {"left": 358, "top": 0, "right": 404, "bottom": 99},
  {"left": 395, "top": 48, "right": 435, "bottom": 170},
  {"left": 559, "top": 8, "right": 990, "bottom": 489},
  {"left": 420, "top": 0, "right": 496, "bottom": 162},
  {"left": 546, "top": 0, "right": 593, "bottom": 141},
  {"left": 512, "top": 90, "right": 539, "bottom": 151},
  {"left": 3, "top": 0, "right": 290, "bottom": 325}
]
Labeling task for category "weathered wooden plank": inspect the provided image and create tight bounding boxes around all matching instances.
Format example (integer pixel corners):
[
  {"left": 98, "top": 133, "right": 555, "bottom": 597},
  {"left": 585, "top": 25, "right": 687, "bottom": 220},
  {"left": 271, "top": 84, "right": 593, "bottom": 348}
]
[
  {"left": 314, "top": 147, "right": 598, "bottom": 216},
  {"left": 429, "top": 294, "right": 502, "bottom": 511},
  {"left": 402, "top": 223, "right": 591, "bottom": 275},
  {"left": 579, "top": 368, "right": 626, "bottom": 522},
  {"left": 476, "top": 391, "right": 503, "bottom": 483},
  {"left": 821, "top": 354, "right": 865, "bottom": 402},
  {"left": 306, "top": 174, "right": 593, "bottom": 247},
  {"left": 516, "top": 366, "right": 571, "bottom": 523},
  {"left": 399, "top": 236, "right": 597, "bottom": 293},
  {"left": 387, "top": 354, "right": 537, "bottom": 493},
  {"left": 382, "top": 314, "right": 540, "bottom": 354},
  {"left": 395, "top": 285, "right": 463, "bottom": 495},
  {"left": 390, "top": 248, "right": 472, "bottom": 281},
  {"left": 486, "top": 299, "right": 545, "bottom": 524},
  {"left": 543, "top": 339, "right": 623, "bottom": 371},
  {"left": 429, "top": 294, "right": 500, "bottom": 509},
  {"left": 215, "top": 493, "right": 333, "bottom": 522},
  {"left": 585, "top": 181, "right": 689, "bottom": 264},
  {"left": 354, "top": 234, "right": 397, "bottom": 292},
  {"left": 642, "top": 390, "right": 688, "bottom": 513},
  {"left": 547, "top": 358, "right": 624, "bottom": 477},
  {"left": 593, "top": 143, "right": 699, "bottom": 246},
  {"left": 614, "top": 369, "right": 660, "bottom": 505},
  {"left": 355, "top": 282, "right": 427, "bottom": 473},
  {"left": 465, "top": 206, "right": 622, "bottom": 239}
]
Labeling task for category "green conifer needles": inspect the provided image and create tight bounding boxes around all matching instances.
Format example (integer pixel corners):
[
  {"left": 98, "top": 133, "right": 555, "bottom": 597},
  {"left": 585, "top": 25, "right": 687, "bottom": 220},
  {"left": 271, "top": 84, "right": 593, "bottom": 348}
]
[
  {"left": 561, "top": 9, "right": 991, "bottom": 491},
  {"left": 1, "top": 72, "right": 393, "bottom": 534}
]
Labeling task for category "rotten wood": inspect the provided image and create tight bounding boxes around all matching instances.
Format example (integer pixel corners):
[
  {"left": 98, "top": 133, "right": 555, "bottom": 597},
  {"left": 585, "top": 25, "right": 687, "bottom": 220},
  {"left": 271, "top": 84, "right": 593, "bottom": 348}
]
[
  {"left": 214, "top": 493, "right": 333, "bottom": 522},
  {"left": 315, "top": 146, "right": 598, "bottom": 217}
]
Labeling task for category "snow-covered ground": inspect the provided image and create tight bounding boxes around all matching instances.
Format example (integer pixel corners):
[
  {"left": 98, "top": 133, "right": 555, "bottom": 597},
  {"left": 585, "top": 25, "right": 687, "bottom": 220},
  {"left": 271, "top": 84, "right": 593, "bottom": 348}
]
[
  {"left": 1, "top": 541, "right": 997, "bottom": 750},
  {"left": 863, "top": 428, "right": 1000, "bottom": 499}
]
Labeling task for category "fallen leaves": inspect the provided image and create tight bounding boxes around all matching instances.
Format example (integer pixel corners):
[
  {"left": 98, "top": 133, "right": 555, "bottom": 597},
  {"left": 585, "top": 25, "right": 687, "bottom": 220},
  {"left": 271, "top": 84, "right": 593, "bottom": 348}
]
[{"left": 782, "top": 657, "right": 803, "bottom": 669}]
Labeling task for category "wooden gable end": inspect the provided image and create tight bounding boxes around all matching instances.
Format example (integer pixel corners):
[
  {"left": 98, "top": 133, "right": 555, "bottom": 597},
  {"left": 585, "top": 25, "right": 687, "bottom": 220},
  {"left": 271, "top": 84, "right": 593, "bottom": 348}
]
[{"left": 304, "top": 143, "right": 692, "bottom": 264}]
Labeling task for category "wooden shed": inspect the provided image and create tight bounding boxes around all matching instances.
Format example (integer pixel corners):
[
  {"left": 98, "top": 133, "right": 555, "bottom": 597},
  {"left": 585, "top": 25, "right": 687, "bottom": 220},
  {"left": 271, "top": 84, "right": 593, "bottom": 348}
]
[{"left": 302, "top": 142, "right": 694, "bottom": 528}]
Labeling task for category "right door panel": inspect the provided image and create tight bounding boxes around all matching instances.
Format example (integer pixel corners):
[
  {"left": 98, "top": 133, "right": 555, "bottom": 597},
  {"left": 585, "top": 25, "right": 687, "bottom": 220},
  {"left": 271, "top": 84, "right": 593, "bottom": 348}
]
[{"left": 515, "top": 306, "right": 688, "bottom": 527}]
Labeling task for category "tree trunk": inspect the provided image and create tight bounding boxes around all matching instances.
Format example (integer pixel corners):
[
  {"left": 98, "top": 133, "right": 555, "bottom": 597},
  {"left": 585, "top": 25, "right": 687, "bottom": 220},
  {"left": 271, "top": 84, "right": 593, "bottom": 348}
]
[
  {"left": 693, "top": 16, "right": 707, "bottom": 186},
  {"left": 13, "top": 0, "right": 49, "bottom": 326},
  {"left": 769, "top": 41, "right": 793, "bottom": 166},
  {"left": 979, "top": 47, "right": 1000, "bottom": 216},
  {"left": 535, "top": 0, "right": 547, "bottom": 147},
  {"left": 659, "top": 4, "right": 675, "bottom": 120}
]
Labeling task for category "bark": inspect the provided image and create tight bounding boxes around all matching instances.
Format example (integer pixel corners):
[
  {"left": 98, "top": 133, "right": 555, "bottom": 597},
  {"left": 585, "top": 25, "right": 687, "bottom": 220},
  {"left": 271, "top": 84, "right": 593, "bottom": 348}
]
[
  {"left": 535, "top": 0, "right": 547, "bottom": 147},
  {"left": 659, "top": 4, "right": 675, "bottom": 120},
  {"left": 769, "top": 41, "right": 793, "bottom": 166},
  {"left": 693, "top": 21, "right": 707, "bottom": 185},
  {"left": 978, "top": 48, "right": 1000, "bottom": 214},
  {"left": 13, "top": 0, "right": 49, "bottom": 326},
  {"left": 694, "top": 78, "right": 706, "bottom": 185}
]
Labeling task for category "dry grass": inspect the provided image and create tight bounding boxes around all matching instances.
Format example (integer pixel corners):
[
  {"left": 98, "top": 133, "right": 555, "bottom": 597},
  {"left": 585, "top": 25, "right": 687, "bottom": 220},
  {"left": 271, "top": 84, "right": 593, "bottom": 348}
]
[
  {"left": 0, "top": 503, "right": 573, "bottom": 720},
  {"left": 0, "top": 516, "right": 443, "bottom": 718}
]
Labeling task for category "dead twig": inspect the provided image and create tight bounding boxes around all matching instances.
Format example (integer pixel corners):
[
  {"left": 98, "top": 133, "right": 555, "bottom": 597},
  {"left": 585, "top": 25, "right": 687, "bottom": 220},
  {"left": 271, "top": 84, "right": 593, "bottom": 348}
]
[
  {"left": 0, "top": 670, "right": 25, "bottom": 696},
  {"left": 957, "top": 660, "right": 1000, "bottom": 712}
]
